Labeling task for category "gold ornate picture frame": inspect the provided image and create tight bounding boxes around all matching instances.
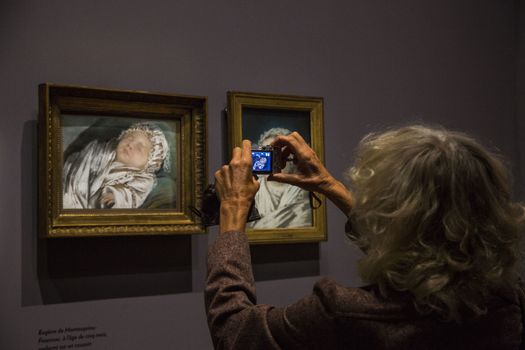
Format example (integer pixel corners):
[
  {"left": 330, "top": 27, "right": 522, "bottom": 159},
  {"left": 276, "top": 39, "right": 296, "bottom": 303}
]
[
  {"left": 227, "top": 91, "right": 326, "bottom": 244},
  {"left": 39, "top": 84, "right": 207, "bottom": 237}
]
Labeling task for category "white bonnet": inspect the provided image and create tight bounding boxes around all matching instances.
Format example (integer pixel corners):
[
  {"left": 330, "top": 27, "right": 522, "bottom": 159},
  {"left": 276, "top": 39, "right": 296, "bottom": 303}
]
[{"left": 119, "top": 122, "right": 170, "bottom": 173}]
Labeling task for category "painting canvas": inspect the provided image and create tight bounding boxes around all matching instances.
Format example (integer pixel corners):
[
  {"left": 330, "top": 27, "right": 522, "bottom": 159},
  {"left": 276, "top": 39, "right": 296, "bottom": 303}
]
[
  {"left": 228, "top": 91, "right": 326, "bottom": 244},
  {"left": 39, "top": 84, "right": 207, "bottom": 237},
  {"left": 62, "top": 115, "right": 179, "bottom": 210},
  {"left": 242, "top": 108, "right": 312, "bottom": 230}
]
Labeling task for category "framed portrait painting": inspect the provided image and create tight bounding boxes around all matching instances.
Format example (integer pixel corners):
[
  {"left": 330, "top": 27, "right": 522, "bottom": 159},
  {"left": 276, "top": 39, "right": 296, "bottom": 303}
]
[
  {"left": 39, "top": 84, "right": 207, "bottom": 237},
  {"left": 227, "top": 91, "right": 327, "bottom": 244}
]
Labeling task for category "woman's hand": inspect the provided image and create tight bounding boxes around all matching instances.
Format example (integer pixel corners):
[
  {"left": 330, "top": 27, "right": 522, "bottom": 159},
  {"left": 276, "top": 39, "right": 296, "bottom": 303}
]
[
  {"left": 214, "top": 140, "right": 260, "bottom": 233},
  {"left": 270, "top": 132, "right": 353, "bottom": 217},
  {"left": 269, "top": 132, "right": 335, "bottom": 193}
]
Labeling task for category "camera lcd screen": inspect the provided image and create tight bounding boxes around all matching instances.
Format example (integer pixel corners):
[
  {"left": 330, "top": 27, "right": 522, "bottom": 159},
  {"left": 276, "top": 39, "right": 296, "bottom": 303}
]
[{"left": 251, "top": 150, "right": 272, "bottom": 174}]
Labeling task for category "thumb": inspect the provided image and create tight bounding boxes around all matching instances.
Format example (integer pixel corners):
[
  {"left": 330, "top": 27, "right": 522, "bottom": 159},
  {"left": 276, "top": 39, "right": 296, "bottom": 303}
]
[{"left": 268, "top": 173, "right": 302, "bottom": 186}]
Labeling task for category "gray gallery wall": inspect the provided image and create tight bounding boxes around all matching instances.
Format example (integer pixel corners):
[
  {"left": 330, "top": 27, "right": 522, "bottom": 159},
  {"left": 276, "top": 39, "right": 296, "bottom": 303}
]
[{"left": 1, "top": 0, "right": 521, "bottom": 349}]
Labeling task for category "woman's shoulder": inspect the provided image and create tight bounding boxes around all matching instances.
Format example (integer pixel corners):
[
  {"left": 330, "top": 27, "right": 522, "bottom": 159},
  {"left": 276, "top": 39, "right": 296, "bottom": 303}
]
[{"left": 312, "top": 277, "right": 419, "bottom": 320}]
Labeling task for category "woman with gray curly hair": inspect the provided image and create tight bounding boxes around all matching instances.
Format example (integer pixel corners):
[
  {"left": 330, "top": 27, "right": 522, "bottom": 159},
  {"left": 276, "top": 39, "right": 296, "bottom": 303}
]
[{"left": 206, "top": 125, "right": 525, "bottom": 349}]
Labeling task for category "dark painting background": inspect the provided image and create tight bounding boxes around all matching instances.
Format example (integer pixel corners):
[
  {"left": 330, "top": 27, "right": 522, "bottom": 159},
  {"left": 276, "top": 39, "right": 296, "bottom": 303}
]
[{"left": 242, "top": 107, "right": 311, "bottom": 145}]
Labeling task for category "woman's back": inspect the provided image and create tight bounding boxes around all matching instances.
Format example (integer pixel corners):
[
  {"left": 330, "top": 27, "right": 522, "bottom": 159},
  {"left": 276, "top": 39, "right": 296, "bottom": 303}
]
[{"left": 206, "top": 126, "right": 525, "bottom": 349}]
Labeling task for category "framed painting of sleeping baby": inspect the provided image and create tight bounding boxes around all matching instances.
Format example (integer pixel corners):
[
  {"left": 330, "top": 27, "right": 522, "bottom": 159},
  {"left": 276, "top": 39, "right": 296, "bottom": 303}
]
[
  {"left": 227, "top": 91, "right": 326, "bottom": 244},
  {"left": 38, "top": 84, "right": 207, "bottom": 237}
]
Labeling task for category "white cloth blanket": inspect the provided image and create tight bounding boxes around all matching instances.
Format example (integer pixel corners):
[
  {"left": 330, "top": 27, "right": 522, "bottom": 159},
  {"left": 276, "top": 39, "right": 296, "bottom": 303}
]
[
  {"left": 63, "top": 140, "right": 156, "bottom": 209},
  {"left": 247, "top": 176, "right": 311, "bottom": 229}
]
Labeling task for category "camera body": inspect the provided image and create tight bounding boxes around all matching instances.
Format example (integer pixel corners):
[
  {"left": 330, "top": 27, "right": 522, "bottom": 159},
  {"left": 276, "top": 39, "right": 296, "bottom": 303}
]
[{"left": 251, "top": 146, "right": 282, "bottom": 174}]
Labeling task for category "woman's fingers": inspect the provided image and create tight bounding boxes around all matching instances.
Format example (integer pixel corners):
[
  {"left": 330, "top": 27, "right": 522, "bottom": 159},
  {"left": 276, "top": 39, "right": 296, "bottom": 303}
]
[
  {"left": 272, "top": 134, "right": 299, "bottom": 153},
  {"left": 231, "top": 146, "right": 242, "bottom": 162},
  {"left": 272, "top": 132, "right": 312, "bottom": 163},
  {"left": 216, "top": 140, "right": 259, "bottom": 202},
  {"left": 272, "top": 132, "right": 307, "bottom": 152},
  {"left": 289, "top": 131, "right": 307, "bottom": 145},
  {"left": 231, "top": 140, "right": 253, "bottom": 167},
  {"left": 241, "top": 140, "right": 252, "bottom": 163}
]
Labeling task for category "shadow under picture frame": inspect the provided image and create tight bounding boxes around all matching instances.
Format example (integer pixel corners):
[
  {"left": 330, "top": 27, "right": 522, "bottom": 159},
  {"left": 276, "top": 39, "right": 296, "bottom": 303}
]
[
  {"left": 227, "top": 91, "right": 327, "bottom": 244},
  {"left": 38, "top": 84, "right": 207, "bottom": 237}
]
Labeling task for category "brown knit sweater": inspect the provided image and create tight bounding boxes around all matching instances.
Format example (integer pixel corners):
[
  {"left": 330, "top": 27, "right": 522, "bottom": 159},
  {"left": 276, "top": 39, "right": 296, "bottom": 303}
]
[{"left": 205, "top": 231, "right": 524, "bottom": 349}]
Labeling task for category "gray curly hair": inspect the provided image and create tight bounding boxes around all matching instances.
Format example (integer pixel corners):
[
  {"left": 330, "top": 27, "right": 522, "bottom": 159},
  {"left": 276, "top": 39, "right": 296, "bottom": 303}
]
[{"left": 347, "top": 124, "right": 524, "bottom": 322}]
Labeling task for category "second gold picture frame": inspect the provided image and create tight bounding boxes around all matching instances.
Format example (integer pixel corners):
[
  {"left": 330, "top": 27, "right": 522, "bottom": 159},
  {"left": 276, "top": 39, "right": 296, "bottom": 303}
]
[{"left": 227, "top": 91, "right": 327, "bottom": 244}]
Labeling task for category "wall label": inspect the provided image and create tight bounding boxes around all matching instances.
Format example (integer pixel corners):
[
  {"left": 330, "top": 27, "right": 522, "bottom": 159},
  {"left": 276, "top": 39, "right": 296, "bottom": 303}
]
[{"left": 37, "top": 326, "right": 108, "bottom": 350}]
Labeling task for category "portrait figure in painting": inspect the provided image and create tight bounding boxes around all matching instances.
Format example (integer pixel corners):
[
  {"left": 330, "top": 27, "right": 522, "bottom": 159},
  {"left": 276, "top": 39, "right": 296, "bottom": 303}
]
[
  {"left": 62, "top": 119, "right": 176, "bottom": 209},
  {"left": 248, "top": 127, "right": 312, "bottom": 229}
]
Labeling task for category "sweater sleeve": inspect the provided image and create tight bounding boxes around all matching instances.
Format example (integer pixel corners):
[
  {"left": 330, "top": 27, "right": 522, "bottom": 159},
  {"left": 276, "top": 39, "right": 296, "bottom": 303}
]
[{"left": 205, "top": 231, "right": 339, "bottom": 350}]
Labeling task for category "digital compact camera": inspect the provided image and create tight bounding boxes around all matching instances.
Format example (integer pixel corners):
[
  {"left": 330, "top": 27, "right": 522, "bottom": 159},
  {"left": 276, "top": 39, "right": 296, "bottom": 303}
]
[{"left": 251, "top": 146, "right": 282, "bottom": 174}]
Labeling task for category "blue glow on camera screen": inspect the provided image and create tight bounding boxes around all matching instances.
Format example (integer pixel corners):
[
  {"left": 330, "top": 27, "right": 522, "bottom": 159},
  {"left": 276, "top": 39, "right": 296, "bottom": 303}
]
[{"left": 251, "top": 151, "right": 272, "bottom": 173}]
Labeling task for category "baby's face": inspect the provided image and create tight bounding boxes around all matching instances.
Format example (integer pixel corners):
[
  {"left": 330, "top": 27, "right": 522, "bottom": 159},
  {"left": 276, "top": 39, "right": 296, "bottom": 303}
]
[{"left": 115, "top": 130, "right": 152, "bottom": 169}]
